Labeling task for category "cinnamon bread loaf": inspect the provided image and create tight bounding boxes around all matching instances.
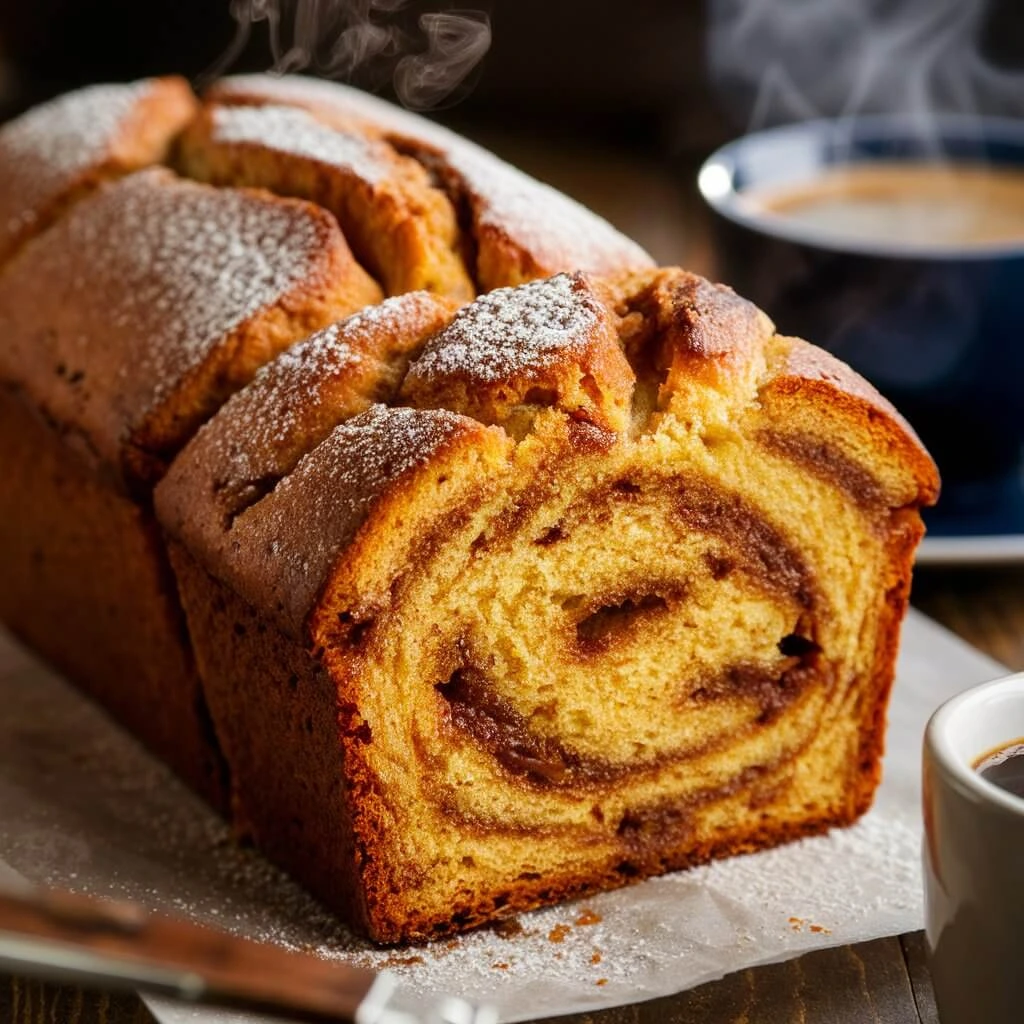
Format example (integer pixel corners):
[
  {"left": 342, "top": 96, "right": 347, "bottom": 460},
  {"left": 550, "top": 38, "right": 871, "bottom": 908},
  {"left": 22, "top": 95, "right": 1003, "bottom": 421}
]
[{"left": 0, "top": 76, "right": 937, "bottom": 942}]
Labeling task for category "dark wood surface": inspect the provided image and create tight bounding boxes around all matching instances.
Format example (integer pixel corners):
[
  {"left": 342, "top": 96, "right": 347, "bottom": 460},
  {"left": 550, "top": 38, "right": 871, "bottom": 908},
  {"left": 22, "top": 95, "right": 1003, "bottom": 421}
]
[{"left": 5, "top": 134, "right": 1021, "bottom": 1024}]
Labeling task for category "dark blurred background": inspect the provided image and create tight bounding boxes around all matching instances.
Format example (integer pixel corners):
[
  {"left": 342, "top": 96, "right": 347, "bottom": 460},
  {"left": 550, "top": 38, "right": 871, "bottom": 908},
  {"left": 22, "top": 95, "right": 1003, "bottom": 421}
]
[
  {"left": 3, "top": 1, "right": 1024, "bottom": 147},
  {"left": 0, "top": 1, "right": 712, "bottom": 147},
  {"left": 3, "top": 0, "right": 1024, "bottom": 134},
  {"left": 0, "top": 0, "right": 1022, "bottom": 270}
]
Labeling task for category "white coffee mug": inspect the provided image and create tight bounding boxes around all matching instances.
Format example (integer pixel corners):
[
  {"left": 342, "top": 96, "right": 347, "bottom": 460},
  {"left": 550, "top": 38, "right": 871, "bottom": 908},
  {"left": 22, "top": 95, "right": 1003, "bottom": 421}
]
[{"left": 923, "top": 671, "right": 1024, "bottom": 1023}]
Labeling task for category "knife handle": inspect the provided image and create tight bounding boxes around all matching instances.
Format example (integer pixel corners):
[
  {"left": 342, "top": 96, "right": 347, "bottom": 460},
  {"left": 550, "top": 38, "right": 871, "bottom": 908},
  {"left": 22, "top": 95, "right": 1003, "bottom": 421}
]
[{"left": 0, "top": 885, "right": 496, "bottom": 1024}]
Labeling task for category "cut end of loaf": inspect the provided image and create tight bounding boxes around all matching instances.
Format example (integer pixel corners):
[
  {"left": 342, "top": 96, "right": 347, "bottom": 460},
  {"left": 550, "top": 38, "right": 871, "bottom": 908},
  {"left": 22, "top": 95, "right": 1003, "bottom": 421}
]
[
  {"left": 334, "top": 410, "right": 922, "bottom": 941},
  {"left": 157, "top": 267, "right": 937, "bottom": 943}
]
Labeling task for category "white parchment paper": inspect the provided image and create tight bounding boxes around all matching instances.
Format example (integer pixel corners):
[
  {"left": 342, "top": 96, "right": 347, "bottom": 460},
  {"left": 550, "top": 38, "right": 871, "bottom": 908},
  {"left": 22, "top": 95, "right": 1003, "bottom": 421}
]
[{"left": 0, "top": 610, "right": 1006, "bottom": 1022}]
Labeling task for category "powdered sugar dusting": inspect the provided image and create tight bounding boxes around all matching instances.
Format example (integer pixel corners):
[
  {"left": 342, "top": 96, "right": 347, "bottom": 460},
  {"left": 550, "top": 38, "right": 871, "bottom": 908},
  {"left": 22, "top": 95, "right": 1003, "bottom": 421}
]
[
  {"left": 447, "top": 142, "right": 653, "bottom": 277},
  {"left": 210, "top": 104, "right": 389, "bottom": 183},
  {"left": 67, "top": 171, "right": 326, "bottom": 392},
  {"left": 300, "top": 403, "right": 466, "bottom": 511},
  {"left": 0, "top": 80, "right": 151, "bottom": 245},
  {"left": 227, "top": 404, "right": 471, "bottom": 635},
  {"left": 212, "top": 74, "right": 454, "bottom": 151},
  {"left": 208, "top": 293, "right": 446, "bottom": 489},
  {"left": 210, "top": 75, "right": 653, "bottom": 278},
  {"left": 209, "top": 320, "right": 361, "bottom": 490},
  {"left": 408, "top": 272, "right": 599, "bottom": 384},
  {"left": 4, "top": 167, "right": 336, "bottom": 460}
]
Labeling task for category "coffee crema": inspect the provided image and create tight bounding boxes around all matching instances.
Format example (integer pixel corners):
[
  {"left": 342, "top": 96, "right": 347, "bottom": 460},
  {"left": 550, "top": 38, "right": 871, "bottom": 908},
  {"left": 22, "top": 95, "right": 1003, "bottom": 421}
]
[
  {"left": 741, "top": 161, "right": 1024, "bottom": 248},
  {"left": 975, "top": 740, "right": 1024, "bottom": 799}
]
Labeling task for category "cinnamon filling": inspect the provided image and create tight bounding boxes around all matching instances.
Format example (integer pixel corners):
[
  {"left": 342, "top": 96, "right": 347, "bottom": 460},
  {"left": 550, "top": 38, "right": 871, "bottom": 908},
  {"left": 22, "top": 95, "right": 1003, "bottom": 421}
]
[
  {"left": 573, "top": 593, "right": 670, "bottom": 652},
  {"left": 758, "top": 430, "right": 887, "bottom": 509},
  {"left": 673, "top": 479, "right": 817, "bottom": 608},
  {"left": 435, "top": 638, "right": 822, "bottom": 789}
]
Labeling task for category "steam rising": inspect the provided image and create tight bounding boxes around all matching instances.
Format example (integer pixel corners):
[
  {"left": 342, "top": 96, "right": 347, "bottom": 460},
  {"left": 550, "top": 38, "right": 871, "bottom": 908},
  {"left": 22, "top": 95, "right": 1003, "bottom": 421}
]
[
  {"left": 212, "top": 0, "right": 491, "bottom": 109},
  {"left": 708, "top": 0, "right": 1024, "bottom": 131}
]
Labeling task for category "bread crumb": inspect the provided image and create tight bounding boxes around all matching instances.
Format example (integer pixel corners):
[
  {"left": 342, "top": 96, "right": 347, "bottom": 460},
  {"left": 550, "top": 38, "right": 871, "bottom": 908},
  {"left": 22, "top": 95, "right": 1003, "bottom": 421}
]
[
  {"left": 548, "top": 923, "right": 571, "bottom": 943},
  {"left": 382, "top": 954, "right": 424, "bottom": 968},
  {"left": 575, "top": 908, "right": 602, "bottom": 927},
  {"left": 492, "top": 916, "right": 525, "bottom": 939}
]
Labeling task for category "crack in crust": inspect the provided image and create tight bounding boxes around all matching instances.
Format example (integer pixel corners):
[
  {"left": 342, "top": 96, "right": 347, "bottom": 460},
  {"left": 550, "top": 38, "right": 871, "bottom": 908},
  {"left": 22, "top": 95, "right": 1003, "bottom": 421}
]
[
  {"left": 204, "top": 73, "right": 657, "bottom": 289},
  {"left": 177, "top": 103, "right": 475, "bottom": 301}
]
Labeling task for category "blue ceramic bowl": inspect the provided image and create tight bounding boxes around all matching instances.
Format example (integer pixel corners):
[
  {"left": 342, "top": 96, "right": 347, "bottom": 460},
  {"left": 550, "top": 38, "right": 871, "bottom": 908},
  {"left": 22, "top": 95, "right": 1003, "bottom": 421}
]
[{"left": 698, "top": 115, "right": 1024, "bottom": 538}]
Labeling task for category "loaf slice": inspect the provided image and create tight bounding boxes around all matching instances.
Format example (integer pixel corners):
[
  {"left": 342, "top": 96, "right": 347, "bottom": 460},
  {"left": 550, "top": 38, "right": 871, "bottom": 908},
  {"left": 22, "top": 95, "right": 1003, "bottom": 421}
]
[
  {"left": 0, "top": 77, "right": 197, "bottom": 266},
  {"left": 0, "top": 167, "right": 380, "bottom": 806},
  {"left": 206, "top": 74, "right": 656, "bottom": 289},
  {"left": 155, "top": 269, "right": 937, "bottom": 941}
]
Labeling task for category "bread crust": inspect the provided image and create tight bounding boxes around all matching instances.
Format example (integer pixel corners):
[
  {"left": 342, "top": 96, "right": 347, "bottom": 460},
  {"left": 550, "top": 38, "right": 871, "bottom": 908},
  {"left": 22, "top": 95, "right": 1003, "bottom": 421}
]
[
  {"left": 206, "top": 74, "right": 656, "bottom": 288},
  {"left": 0, "top": 77, "right": 197, "bottom": 266},
  {"left": 0, "top": 384, "right": 228, "bottom": 807},
  {"left": 0, "top": 168, "right": 381, "bottom": 485},
  {"left": 178, "top": 103, "right": 475, "bottom": 300}
]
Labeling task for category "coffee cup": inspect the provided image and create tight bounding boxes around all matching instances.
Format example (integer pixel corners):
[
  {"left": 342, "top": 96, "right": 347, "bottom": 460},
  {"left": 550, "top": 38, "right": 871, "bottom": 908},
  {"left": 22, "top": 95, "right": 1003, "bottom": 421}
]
[
  {"left": 922, "top": 671, "right": 1024, "bottom": 1022},
  {"left": 698, "top": 116, "right": 1024, "bottom": 539}
]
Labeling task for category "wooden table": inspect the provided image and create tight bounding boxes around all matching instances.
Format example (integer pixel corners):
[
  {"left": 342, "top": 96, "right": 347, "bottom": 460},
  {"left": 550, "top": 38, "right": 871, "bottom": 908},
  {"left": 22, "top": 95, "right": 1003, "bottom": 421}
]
[{"left": 5, "top": 132, "right": 1023, "bottom": 1024}]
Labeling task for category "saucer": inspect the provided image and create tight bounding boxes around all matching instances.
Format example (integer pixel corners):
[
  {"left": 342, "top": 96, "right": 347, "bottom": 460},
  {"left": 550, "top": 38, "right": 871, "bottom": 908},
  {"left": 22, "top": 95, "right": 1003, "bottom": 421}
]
[
  {"left": 918, "top": 469, "right": 1024, "bottom": 565},
  {"left": 918, "top": 533, "right": 1024, "bottom": 565}
]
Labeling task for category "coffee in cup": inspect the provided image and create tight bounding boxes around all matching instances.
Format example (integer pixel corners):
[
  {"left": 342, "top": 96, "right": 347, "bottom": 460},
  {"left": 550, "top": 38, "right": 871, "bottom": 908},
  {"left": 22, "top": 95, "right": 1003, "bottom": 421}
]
[
  {"left": 741, "top": 162, "right": 1024, "bottom": 250},
  {"left": 975, "top": 738, "right": 1024, "bottom": 797}
]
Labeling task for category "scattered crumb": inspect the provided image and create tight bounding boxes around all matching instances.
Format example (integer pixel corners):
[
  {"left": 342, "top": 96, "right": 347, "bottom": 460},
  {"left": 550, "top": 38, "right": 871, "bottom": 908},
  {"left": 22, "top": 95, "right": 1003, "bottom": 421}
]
[
  {"left": 492, "top": 961, "right": 510, "bottom": 970},
  {"left": 787, "top": 916, "right": 829, "bottom": 934},
  {"left": 548, "top": 923, "right": 572, "bottom": 943},
  {"left": 591, "top": 950, "right": 603, "bottom": 965},
  {"left": 492, "top": 916, "right": 525, "bottom": 939},
  {"left": 382, "top": 954, "right": 424, "bottom": 968},
  {"left": 575, "top": 908, "right": 603, "bottom": 927},
  {"left": 596, "top": 978, "right": 608, "bottom": 987}
]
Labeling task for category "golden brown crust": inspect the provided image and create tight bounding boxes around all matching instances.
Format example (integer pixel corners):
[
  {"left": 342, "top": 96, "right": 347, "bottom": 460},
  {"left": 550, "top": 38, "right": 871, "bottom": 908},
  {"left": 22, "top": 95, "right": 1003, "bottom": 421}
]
[
  {"left": 177, "top": 103, "right": 474, "bottom": 301},
  {"left": 0, "top": 384, "right": 228, "bottom": 810},
  {"left": 205, "top": 74, "right": 656, "bottom": 289},
  {"left": 760, "top": 335, "right": 940, "bottom": 507},
  {"left": 0, "top": 168, "right": 382, "bottom": 485},
  {"left": 0, "top": 77, "right": 197, "bottom": 266},
  {"left": 156, "top": 293, "right": 464, "bottom": 636},
  {"left": 401, "top": 272, "right": 635, "bottom": 434},
  {"left": 611, "top": 269, "right": 770, "bottom": 384}
]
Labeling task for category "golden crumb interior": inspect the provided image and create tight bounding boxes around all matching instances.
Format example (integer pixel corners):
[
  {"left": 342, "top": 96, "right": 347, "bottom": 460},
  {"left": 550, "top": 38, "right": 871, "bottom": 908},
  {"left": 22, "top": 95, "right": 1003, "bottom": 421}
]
[{"left": 335, "top": 388, "right": 907, "bottom": 936}]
